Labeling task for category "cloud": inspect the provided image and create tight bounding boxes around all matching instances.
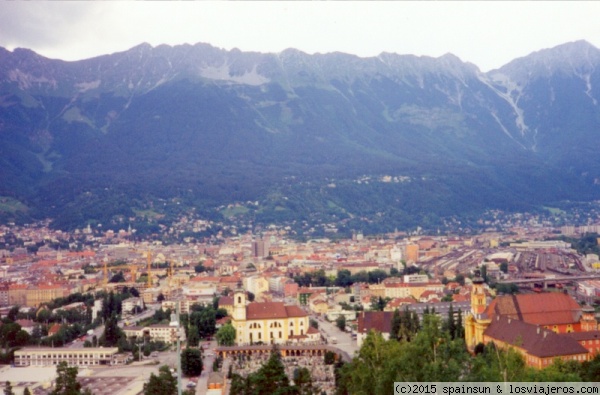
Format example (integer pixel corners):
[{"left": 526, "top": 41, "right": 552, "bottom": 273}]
[{"left": 0, "top": 3, "right": 105, "bottom": 55}]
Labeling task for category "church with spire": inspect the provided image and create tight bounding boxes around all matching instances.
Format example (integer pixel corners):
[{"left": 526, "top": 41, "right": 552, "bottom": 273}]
[{"left": 230, "top": 286, "right": 318, "bottom": 345}]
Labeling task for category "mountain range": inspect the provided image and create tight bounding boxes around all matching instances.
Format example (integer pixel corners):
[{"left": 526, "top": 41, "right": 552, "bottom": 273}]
[{"left": 1, "top": 40, "right": 600, "bottom": 234}]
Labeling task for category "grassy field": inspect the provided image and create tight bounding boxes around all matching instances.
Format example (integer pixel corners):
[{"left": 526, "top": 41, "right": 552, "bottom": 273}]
[
  {"left": 0, "top": 197, "right": 28, "bottom": 213},
  {"left": 221, "top": 205, "right": 250, "bottom": 218}
]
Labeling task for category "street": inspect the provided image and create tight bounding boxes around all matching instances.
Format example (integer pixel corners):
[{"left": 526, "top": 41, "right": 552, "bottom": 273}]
[{"left": 313, "top": 315, "right": 359, "bottom": 358}]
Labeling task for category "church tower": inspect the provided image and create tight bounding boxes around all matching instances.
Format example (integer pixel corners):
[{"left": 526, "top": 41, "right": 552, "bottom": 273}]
[
  {"left": 465, "top": 270, "right": 491, "bottom": 352},
  {"left": 233, "top": 288, "right": 247, "bottom": 322},
  {"left": 471, "top": 272, "right": 487, "bottom": 315}
]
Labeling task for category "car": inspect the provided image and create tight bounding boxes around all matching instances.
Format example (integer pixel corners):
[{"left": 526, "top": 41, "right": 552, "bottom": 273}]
[{"left": 186, "top": 383, "right": 196, "bottom": 388}]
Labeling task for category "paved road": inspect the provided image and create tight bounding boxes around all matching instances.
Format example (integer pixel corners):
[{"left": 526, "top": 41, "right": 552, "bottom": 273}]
[
  {"left": 314, "top": 316, "right": 359, "bottom": 358},
  {"left": 195, "top": 340, "right": 216, "bottom": 395}
]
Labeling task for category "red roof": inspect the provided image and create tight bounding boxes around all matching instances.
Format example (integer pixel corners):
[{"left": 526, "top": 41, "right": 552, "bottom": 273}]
[
  {"left": 357, "top": 311, "right": 393, "bottom": 334},
  {"left": 485, "top": 316, "right": 588, "bottom": 358},
  {"left": 219, "top": 296, "right": 234, "bottom": 307},
  {"left": 246, "top": 302, "right": 308, "bottom": 320},
  {"left": 487, "top": 293, "right": 582, "bottom": 326}
]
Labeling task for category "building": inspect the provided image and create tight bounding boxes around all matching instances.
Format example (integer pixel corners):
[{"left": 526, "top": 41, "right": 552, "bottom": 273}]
[
  {"left": 356, "top": 311, "right": 393, "bottom": 347},
  {"left": 14, "top": 347, "right": 119, "bottom": 367},
  {"left": 404, "top": 244, "right": 419, "bottom": 263},
  {"left": 243, "top": 275, "right": 269, "bottom": 299},
  {"left": 230, "top": 289, "right": 310, "bottom": 345},
  {"left": 162, "top": 299, "right": 192, "bottom": 315},
  {"left": 26, "top": 284, "right": 67, "bottom": 307},
  {"left": 122, "top": 297, "right": 144, "bottom": 314},
  {"left": 122, "top": 324, "right": 184, "bottom": 344},
  {"left": 218, "top": 296, "right": 234, "bottom": 316},
  {"left": 0, "top": 283, "right": 9, "bottom": 306},
  {"left": 483, "top": 316, "right": 589, "bottom": 368},
  {"left": 465, "top": 275, "right": 599, "bottom": 367}
]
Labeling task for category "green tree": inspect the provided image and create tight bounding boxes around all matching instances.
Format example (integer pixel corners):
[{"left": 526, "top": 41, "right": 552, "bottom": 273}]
[
  {"left": 196, "top": 309, "right": 216, "bottom": 339},
  {"left": 143, "top": 366, "right": 177, "bottom": 395},
  {"left": 293, "top": 367, "right": 318, "bottom": 395},
  {"left": 181, "top": 348, "right": 203, "bottom": 377},
  {"left": 248, "top": 346, "right": 291, "bottom": 395},
  {"left": 50, "top": 362, "right": 90, "bottom": 395},
  {"left": 7, "top": 306, "right": 19, "bottom": 322},
  {"left": 579, "top": 352, "right": 600, "bottom": 381},
  {"left": 4, "top": 381, "right": 14, "bottom": 395},
  {"left": 229, "top": 374, "right": 248, "bottom": 395},
  {"left": 215, "top": 323, "right": 235, "bottom": 346},
  {"left": 335, "top": 270, "right": 353, "bottom": 287},
  {"left": 465, "top": 342, "right": 530, "bottom": 382},
  {"left": 499, "top": 262, "right": 508, "bottom": 273},
  {"left": 100, "top": 315, "right": 123, "bottom": 347},
  {"left": 324, "top": 351, "right": 336, "bottom": 365},
  {"left": 109, "top": 271, "right": 126, "bottom": 283},
  {"left": 390, "top": 309, "right": 401, "bottom": 341},
  {"left": 194, "top": 263, "right": 206, "bottom": 273},
  {"left": 369, "top": 297, "right": 387, "bottom": 312},
  {"left": 23, "top": 388, "right": 31, "bottom": 395},
  {"left": 336, "top": 315, "right": 346, "bottom": 332},
  {"left": 186, "top": 326, "right": 199, "bottom": 347}
]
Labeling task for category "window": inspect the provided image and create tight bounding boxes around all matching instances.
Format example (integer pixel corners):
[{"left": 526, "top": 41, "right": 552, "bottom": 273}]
[{"left": 279, "top": 331, "right": 282, "bottom": 338}]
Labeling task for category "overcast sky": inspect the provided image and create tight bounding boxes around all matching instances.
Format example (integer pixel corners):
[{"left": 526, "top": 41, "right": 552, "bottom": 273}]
[{"left": 0, "top": 2, "right": 599, "bottom": 72}]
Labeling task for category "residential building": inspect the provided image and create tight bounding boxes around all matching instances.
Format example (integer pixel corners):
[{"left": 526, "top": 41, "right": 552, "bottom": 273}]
[
  {"left": 123, "top": 324, "right": 185, "bottom": 344},
  {"left": 122, "top": 297, "right": 144, "bottom": 314}
]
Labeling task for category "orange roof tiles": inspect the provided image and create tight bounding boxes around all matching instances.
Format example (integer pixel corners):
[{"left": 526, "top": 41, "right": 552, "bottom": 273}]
[
  {"left": 245, "top": 302, "right": 308, "bottom": 320},
  {"left": 487, "top": 293, "right": 582, "bottom": 326}
]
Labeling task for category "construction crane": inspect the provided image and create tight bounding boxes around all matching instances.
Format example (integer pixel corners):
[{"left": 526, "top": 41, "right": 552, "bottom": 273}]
[
  {"left": 167, "top": 260, "right": 177, "bottom": 289},
  {"left": 103, "top": 259, "right": 108, "bottom": 287},
  {"left": 146, "top": 250, "right": 153, "bottom": 287}
]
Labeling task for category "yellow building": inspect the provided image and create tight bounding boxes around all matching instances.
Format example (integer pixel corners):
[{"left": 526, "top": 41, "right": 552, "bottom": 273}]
[
  {"left": 465, "top": 276, "right": 598, "bottom": 368},
  {"left": 231, "top": 289, "right": 311, "bottom": 345},
  {"left": 464, "top": 275, "right": 491, "bottom": 350},
  {"left": 26, "top": 284, "right": 67, "bottom": 307}
]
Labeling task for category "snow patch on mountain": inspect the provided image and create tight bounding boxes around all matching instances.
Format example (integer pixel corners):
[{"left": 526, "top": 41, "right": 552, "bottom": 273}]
[
  {"left": 199, "top": 63, "right": 269, "bottom": 86},
  {"left": 75, "top": 80, "right": 100, "bottom": 92}
]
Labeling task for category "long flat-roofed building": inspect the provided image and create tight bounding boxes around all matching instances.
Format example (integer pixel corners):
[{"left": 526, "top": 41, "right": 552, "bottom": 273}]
[{"left": 14, "top": 347, "right": 119, "bottom": 367}]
